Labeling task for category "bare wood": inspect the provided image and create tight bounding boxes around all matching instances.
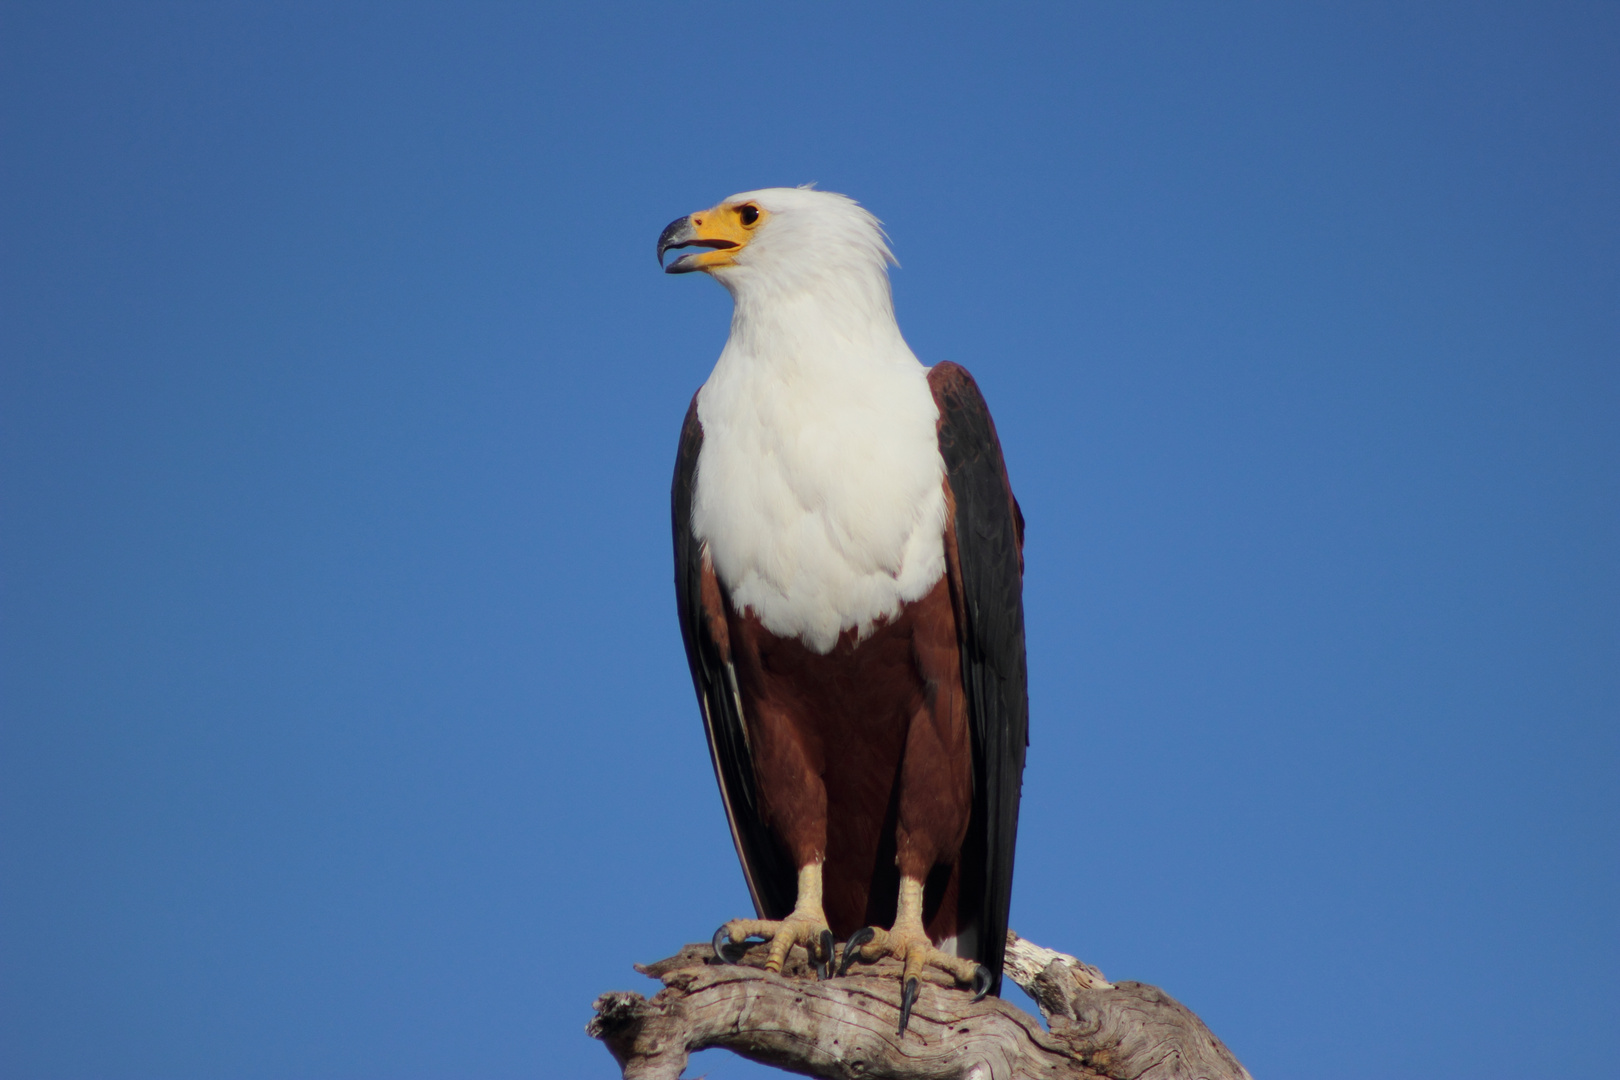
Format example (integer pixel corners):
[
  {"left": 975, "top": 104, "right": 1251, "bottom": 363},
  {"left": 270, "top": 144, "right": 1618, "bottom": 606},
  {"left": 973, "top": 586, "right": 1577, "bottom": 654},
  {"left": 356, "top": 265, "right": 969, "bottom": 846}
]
[{"left": 588, "top": 934, "right": 1252, "bottom": 1080}]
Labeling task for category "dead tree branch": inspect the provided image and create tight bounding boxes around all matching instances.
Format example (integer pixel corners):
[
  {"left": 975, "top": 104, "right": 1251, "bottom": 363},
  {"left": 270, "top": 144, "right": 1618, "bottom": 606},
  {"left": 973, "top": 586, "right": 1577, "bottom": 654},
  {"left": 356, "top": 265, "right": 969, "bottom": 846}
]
[{"left": 588, "top": 932, "right": 1252, "bottom": 1080}]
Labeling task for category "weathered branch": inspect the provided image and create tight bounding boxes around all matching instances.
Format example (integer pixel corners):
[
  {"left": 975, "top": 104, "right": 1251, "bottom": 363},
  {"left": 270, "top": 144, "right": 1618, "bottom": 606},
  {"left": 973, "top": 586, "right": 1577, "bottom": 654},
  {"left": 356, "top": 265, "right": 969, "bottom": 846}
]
[{"left": 588, "top": 932, "right": 1251, "bottom": 1080}]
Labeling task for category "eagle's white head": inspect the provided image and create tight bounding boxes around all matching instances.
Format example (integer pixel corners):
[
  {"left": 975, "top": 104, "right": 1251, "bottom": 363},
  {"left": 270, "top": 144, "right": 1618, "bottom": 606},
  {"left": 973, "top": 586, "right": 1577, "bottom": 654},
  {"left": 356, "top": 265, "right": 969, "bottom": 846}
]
[{"left": 657, "top": 187, "right": 900, "bottom": 340}]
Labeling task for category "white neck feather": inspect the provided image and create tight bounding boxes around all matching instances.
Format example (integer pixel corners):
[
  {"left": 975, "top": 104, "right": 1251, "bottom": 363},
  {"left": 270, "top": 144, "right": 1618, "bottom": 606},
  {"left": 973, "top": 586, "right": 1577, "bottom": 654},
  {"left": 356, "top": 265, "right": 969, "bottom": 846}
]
[
  {"left": 690, "top": 191, "right": 947, "bottom": 654},
  {"left": 722, "top": 254, "right": 902, "bottom": 360}
]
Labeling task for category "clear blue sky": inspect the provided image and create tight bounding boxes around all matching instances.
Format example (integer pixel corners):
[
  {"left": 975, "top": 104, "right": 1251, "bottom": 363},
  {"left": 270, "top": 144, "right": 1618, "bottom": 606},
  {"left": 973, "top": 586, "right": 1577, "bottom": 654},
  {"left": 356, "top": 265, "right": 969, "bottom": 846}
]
[{"left": 2, "top": 4, "right": 1615, "bottom": 1078}]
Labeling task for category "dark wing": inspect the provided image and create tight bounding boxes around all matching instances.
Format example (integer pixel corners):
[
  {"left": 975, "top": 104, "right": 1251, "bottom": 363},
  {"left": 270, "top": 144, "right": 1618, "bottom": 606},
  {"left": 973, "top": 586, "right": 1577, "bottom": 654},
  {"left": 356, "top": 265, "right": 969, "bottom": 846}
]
[
  {"left": 672, "top": 395, "right": 797, "bottom": 921},
  {"left": 929, "top": 363, "right": 1028, "bottom": 998}
]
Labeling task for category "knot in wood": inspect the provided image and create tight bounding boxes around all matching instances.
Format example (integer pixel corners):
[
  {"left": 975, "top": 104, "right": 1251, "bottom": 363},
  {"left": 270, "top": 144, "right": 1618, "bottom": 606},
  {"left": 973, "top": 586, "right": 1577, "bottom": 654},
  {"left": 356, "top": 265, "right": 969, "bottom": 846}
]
[{"left": 588, "top": 991, "right": 649, "bottom": 1035}]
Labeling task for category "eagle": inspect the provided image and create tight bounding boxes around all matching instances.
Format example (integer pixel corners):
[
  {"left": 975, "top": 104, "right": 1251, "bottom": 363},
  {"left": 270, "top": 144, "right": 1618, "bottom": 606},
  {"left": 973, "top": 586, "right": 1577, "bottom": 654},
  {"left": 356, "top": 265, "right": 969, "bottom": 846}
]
[{"left": 659, "top": 187, "right": 1028, "bottom": 1034}]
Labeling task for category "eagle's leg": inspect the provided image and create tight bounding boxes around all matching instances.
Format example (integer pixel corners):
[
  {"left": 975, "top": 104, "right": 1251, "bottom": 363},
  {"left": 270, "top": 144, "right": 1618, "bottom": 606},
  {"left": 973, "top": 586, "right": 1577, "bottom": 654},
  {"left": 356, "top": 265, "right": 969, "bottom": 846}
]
[
  {"left": 713, "top": 862, "right": 835, "bottom": 978},
  {"left": 836, "top": 876, "right": 991, "bottom": 1035}
]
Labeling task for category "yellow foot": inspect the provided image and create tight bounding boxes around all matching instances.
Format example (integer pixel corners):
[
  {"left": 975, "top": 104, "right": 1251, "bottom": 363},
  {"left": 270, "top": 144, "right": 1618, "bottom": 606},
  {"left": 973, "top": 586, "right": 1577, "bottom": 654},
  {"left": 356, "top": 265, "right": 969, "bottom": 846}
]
[
  {"left": 713, "top": 916, "right": 836, "bottom": 979},
  {"left": 836, "top": 925, "right": 992, "bottom": 1036}
]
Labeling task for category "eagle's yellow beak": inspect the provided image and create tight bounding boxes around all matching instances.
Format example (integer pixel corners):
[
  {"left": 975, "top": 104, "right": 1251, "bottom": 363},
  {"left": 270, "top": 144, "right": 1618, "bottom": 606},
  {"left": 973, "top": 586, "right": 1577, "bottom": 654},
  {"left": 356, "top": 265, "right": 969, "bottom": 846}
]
[{"left": 657, "top": 200, "right": 769, "bottom": 274}]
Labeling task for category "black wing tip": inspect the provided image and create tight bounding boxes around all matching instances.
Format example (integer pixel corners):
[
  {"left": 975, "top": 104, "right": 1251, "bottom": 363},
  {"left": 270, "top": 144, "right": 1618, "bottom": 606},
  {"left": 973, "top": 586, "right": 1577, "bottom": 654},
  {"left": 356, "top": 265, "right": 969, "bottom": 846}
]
[{"left": 934, "top": 361, "right": 1029, "bottom": 1017}]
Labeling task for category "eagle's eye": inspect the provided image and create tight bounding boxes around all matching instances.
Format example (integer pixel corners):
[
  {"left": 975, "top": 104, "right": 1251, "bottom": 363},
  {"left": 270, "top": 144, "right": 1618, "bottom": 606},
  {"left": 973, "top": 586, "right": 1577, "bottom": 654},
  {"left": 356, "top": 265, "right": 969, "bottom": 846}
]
[{"left": 738, "top": 204, "right": 761, "bottom": 227}]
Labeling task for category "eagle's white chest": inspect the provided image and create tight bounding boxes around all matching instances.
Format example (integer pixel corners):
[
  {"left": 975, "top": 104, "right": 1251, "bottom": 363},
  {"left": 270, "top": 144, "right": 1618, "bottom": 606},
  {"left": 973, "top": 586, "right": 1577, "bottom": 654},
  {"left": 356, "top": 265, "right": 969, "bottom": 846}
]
[{"left": 692, "top": 349, "right": 948, "bottom": 654}]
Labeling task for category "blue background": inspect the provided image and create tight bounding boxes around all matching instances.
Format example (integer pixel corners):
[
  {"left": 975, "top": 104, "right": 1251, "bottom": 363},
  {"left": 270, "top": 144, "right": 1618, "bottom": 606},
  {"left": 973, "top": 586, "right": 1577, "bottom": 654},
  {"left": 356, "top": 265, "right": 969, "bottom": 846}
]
[{"left": 2, "top": 4, "right": 1615, "bottom": 1077}]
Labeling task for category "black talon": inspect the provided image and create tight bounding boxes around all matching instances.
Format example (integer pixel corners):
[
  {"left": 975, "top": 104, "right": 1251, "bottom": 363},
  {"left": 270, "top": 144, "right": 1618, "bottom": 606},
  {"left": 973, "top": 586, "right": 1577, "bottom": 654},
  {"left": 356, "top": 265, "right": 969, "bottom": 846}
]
[
  {"left": 712, "top": 926, "right": 766, "bottom": 965},
  {"left": 837, "top": 926, "right": 877, "bottom": 978},
  {"left": 712, "top": 925, "right": 739, "bottom": 964},
  {"left": 816, "top": 929, "right": 835, "bottom": 980},
  {"left": 971, "top": 964, "right": 993, "bottom": 1002},
  {"left": 898, "top": 976, "right": 920, "bottom": 1036}
]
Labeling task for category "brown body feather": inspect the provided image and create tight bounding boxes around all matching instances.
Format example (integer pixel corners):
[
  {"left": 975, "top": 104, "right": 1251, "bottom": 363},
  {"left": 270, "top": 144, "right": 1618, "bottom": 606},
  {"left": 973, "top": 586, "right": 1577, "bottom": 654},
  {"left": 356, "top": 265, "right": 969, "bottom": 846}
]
[{"left": 710, "top": 559, "right": 972, "bottom": 944}]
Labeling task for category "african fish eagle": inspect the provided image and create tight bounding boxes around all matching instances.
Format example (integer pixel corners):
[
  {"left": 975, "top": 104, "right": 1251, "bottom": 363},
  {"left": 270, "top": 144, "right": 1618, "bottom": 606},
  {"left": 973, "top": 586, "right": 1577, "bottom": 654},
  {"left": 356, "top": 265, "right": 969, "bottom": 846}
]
[{"left": 659, "top": 187, "right": 1028, "bottom": 1035}]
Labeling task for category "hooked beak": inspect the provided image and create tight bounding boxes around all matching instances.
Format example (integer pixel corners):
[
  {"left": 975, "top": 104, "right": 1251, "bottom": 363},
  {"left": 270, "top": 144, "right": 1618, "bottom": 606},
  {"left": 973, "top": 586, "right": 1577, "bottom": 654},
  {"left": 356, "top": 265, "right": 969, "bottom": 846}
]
[
  {"left": 656, "top": 216, "right": 737, "bottom": 274},
  {"left": 656, "top": 202, "right": 762, "bottom": 274}
]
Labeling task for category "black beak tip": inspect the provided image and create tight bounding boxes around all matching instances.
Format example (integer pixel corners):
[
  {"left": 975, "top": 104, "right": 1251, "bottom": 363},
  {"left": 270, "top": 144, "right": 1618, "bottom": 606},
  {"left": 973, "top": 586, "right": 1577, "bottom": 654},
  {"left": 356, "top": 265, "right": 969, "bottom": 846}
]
[{"left": 656, "top": 215, "right": 693, "bottom": 268}]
